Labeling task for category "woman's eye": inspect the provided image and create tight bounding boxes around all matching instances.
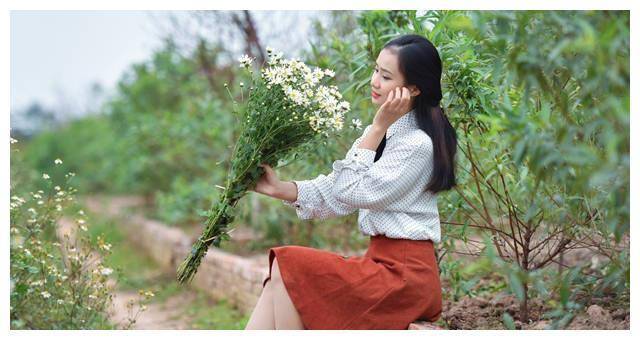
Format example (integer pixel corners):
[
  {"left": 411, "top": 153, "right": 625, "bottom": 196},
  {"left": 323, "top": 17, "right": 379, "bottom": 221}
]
[{"left": 374, "top": 68, "right": 390, "bottom": 80}]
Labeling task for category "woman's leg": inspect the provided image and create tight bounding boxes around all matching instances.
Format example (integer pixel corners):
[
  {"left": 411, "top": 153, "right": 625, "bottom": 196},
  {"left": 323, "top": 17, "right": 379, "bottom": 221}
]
[
  {"left": 244, "top": 279, "right": 276, "bottom": 329},
  {"left": 270, "top": 257, "right": 305, "bottom": 330}
]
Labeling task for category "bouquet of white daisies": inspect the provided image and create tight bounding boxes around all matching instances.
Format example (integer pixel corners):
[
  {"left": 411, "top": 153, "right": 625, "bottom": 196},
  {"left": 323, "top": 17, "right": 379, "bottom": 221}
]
[{"left": 176, "top": 48, "right": 350, "bottom": 284}]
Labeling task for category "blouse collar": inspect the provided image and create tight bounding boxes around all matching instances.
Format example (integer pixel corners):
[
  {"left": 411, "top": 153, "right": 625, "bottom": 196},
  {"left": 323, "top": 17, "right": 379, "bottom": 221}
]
[{"left": 386, "top": 108, "right": 418, "bottom": 139}]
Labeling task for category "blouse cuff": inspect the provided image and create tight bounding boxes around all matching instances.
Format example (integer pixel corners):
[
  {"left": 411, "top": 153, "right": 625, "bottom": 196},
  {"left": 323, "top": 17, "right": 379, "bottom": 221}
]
[{"left": 332, "top": 147, "right": 376, "bottom": 173}]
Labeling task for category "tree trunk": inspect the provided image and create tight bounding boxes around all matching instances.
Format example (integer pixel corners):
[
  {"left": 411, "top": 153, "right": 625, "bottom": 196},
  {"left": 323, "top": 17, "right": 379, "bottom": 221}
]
[{"left": 519, "top": 281, "right": 529, "bottom": 322}]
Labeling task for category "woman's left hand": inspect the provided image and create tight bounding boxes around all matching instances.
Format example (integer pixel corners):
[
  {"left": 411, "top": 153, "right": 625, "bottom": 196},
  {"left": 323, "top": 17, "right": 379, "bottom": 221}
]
[{"left": 372, "top": 86, "right": 413, "bottom": 130}]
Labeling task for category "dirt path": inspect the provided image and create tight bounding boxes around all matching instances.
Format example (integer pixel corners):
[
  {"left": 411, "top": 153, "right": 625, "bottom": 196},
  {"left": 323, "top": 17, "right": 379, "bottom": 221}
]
[{"left": 108, "top": 289, "right": 199, "bottom": 330}]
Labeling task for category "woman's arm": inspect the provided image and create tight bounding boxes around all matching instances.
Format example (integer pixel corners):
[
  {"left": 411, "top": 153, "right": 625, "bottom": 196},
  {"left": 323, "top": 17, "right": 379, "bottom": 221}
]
[{"left": 251, "top": 164, "right": 357, "bottom": 220}]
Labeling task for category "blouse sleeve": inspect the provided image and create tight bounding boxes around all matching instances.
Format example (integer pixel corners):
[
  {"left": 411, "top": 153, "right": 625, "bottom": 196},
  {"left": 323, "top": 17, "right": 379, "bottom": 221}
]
[
  {"left": 331, "top": 133, "right": 433, "bottom": 210},
  {"left": 281, "top": 125, "right": 375, "bottom": 220},
  {"left": 281, "top": 172, "right": 357, "bottom": 220}
]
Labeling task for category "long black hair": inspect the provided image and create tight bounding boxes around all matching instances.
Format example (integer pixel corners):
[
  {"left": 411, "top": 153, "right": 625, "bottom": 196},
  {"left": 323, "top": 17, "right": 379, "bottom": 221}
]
[{"left": 382, "top": 34, "right": 457, "bottom": 194}]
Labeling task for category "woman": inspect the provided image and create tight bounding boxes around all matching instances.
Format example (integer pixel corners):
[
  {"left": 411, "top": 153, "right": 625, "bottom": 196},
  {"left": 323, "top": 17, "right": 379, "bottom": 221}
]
[{"left": 245, "top": 34, "right": 458, "bottom": 330}]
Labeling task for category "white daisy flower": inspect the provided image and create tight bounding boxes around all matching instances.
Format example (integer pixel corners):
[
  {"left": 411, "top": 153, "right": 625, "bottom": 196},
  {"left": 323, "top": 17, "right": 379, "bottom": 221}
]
[{"left": 238, "top": 54, "right": 255, "bottom": 69}]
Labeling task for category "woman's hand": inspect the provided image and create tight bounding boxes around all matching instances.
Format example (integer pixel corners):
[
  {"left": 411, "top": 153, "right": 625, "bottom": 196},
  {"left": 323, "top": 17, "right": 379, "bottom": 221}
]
[
  {"left": 372, "top": 86, "right": 413, "bottom": 130},
  {"left": 252, "top": 164, "right": 281, "bottom": 197}
]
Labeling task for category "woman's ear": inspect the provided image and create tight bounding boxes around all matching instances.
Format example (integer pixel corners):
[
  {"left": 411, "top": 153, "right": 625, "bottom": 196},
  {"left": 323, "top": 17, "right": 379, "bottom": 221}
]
[{"left": 409, "top": 85, "right": 421, "bottom": 97}]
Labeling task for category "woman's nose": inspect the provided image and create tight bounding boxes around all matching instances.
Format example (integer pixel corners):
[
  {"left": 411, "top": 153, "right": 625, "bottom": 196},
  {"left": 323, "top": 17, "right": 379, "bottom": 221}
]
[{"left": 371, "top": 77, "right": 380, "bottom": 89}]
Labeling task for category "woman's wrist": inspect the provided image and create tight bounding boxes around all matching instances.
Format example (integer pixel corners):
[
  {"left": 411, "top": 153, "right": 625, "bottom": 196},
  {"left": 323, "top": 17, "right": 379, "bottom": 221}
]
[
  {"left": 274, "top": 180, "right": 298, "bottom": 202},
  {"left": 358, "top": 124, "right": 387, "bottom": 151}
]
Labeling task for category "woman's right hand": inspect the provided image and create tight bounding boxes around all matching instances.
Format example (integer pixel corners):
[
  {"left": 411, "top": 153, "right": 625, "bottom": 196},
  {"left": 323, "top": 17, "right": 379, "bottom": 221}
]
[{"left": 252, "top": 163, "right": 281, "bottom": 197}]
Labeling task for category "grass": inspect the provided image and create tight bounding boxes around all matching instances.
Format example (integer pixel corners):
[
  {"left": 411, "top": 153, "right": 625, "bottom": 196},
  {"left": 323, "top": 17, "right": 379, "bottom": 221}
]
[
  {"left": 185, "top": 291, "right": 250, "bottom": 330},
  {"left": 84, "top": 210, "right": 159, "bottom": 291}
]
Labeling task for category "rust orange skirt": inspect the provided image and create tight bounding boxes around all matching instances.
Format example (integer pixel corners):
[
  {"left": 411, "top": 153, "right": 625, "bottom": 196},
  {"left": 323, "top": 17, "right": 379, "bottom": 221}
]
[{"left": 262, "top": 234, "right": 442, "bottom": 330}]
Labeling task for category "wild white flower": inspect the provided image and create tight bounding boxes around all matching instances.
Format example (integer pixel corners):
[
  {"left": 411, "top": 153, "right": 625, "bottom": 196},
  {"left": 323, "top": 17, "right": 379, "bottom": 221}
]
[
  {"left": 42, "top": 173, "right": 50, "bottom": 179},
  {"left": 351, "top": 118, "right": 363, "bottom": 130},
  {"left": 267, "top": 51, "right": 284, "bottom": 65},
  {"left": 100, "top": 267, "right": 113, "bottom": 276},
  {"left": 37, "top": 200, "right": 44, "bottom": 205},
  {"left": 56, "top": 204, "right": 62, "bottom": 211},
  {"left": 57, "top": 299, "right": 65, "bottom": 305},
  {"left": 284, "top": 87, "right": 308, "bottom": 107},
  {"left": 10, "top": 137, "right": 18, "bottom": 144},
  {"left": 41, "top": 291, "right": 51, "bottom": 299},
  {"left": 54, "top": 158, "right": 63, "bottom": 165},
  {"left": 238, "top": 54, "right": 255, "bottom": 69},
  {"left": 78, "top": 210, "right": 85, "bottom": 215},
  {"left": 324, "top": 69, "right": 336, "bottom": 77}
]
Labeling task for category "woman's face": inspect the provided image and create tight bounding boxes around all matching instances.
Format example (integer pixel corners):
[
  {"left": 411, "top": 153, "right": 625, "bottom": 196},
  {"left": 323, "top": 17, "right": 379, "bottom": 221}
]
[{"left": 370, "top": 48, "right": 420, "bottom": 107}]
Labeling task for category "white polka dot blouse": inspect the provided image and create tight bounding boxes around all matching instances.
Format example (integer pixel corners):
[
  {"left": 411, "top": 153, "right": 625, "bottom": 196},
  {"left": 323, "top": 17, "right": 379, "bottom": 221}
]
[{"left": 282, "top": 108, "right": 441, "bottom": 243}]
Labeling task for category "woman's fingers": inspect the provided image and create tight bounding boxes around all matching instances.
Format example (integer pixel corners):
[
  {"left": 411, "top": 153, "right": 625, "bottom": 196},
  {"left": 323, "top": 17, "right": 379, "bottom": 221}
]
[
  {"left": 402, "top": 87, "right": 410, "bottom": 99},
  {"left": 402, "top": 87, "right": 411, "bottom": 109}
]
